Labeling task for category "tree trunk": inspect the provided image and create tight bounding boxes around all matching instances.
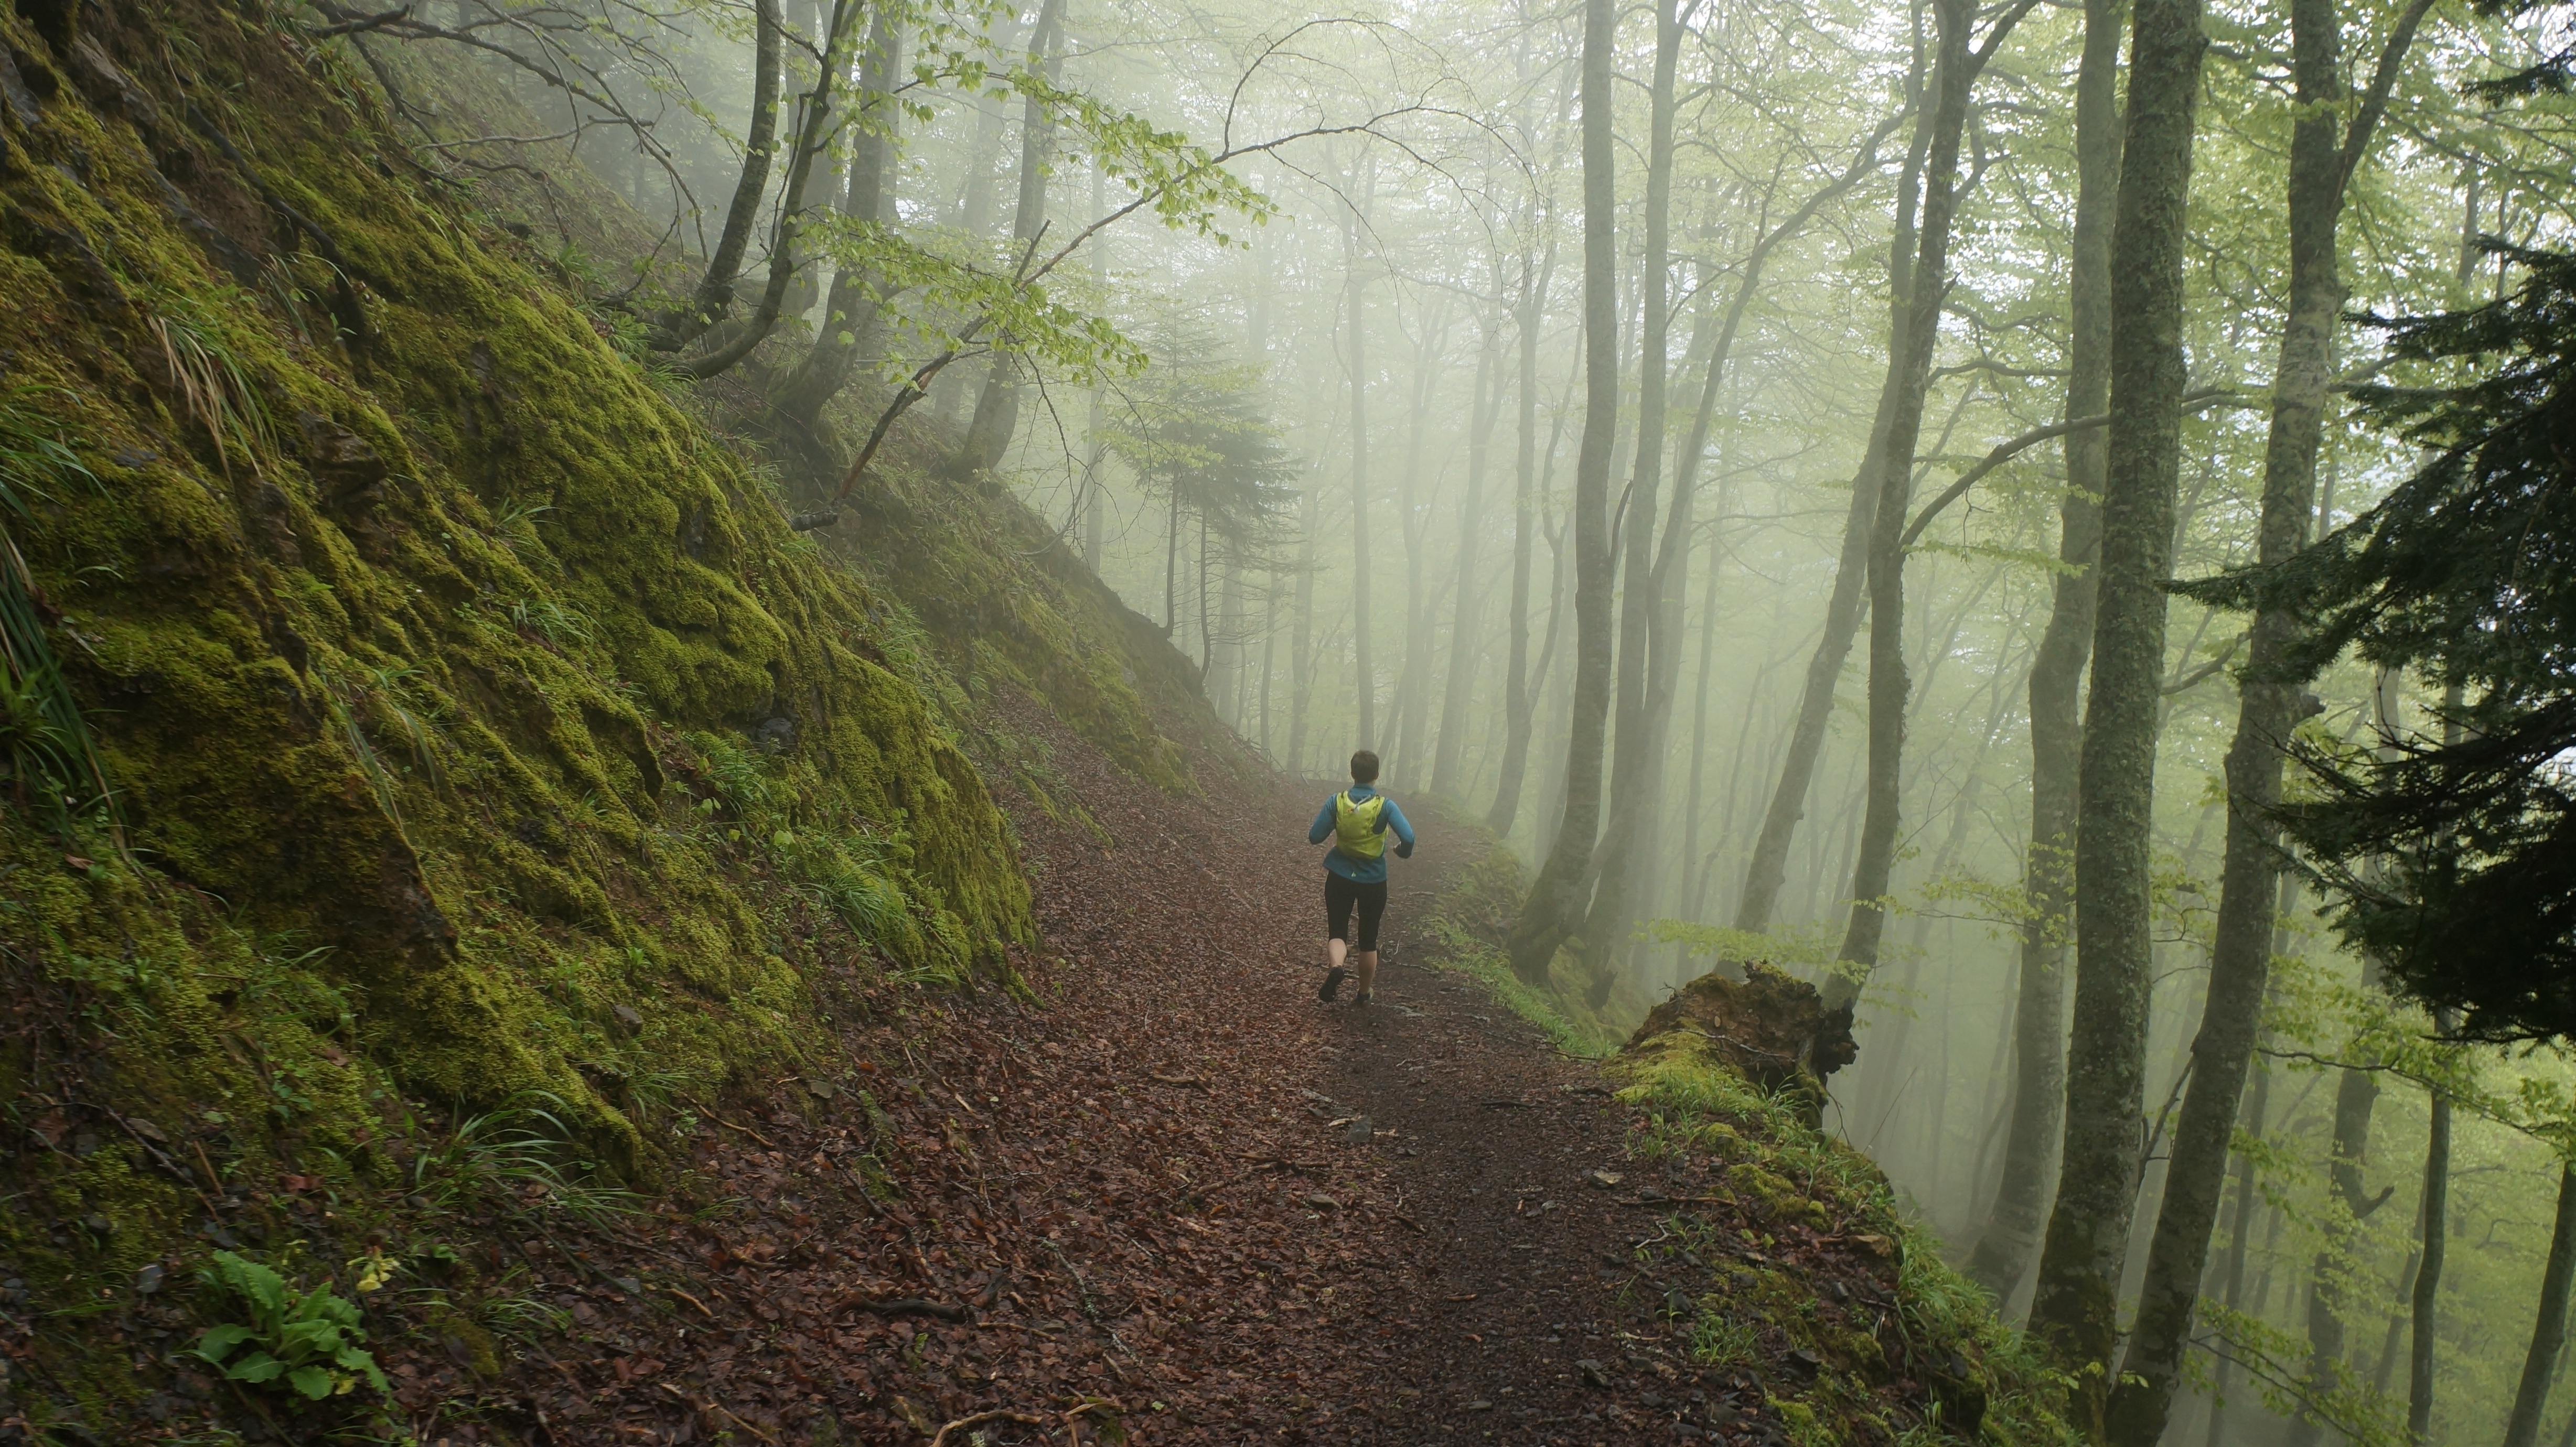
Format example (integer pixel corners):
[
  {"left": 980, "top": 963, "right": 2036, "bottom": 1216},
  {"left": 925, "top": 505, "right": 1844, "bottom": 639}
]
[
  {"left": 1824, "top": 0, "right": 2015, "bottom": 1008},
  {"left": 1730, "top": 14, "right": 1936, "bottom": 934},
  {"left": 1966, "top": 0, "right": 2121, "bottom": 1306},
  {"left": 1081, "top": 156, "right": 1108, "bottom": 574},
  {"left": 1432, "top": 324, "right": 1506, "bottom": 798},
  {"left": 770, "top": 9, "right": 900, "bottom": 449},
  {"left": 1571, "top": 0, "right": 1684, "bottom": 1001},
  {"left": 1673, "top": 524, "right": 1723, "bottom": 974},
  {"left": 2024, "top": 0, "right": 2209, "bottom": 1422},
  {"left": 658, "top": 0, "right": 781, "bottom": 350},
  {"left": 1586, "top": 45, "right": 1915, "bottom": 982},
  {"left": 1504, "top": 0, "right": 1618, "bottom": 984},
  {"left": 1163, "top": 479, "right": 1182, "bottom": 636},
  {"left": 1389, "top": 302, "right": 1451, "bottom": 781},
  {"left": 2203, "top": 878, "right": 2296, "bottom": 1447},
  {"left": 955, "top": 0, "right": 1066, "bottom": 478},
  {"left": 953, "top": 9, "right": 1027, "bottom": 235},
  {"left": 1345, "top": 198, "right": 1378, "bottom": 748},
  {"left": 2507, "top": 1169, "right": 2576, "bottom": 1447},
  {"left": 1487, "top": 237, "right": 1559, "bottom": 834},
  {"left": 2101, "top": 0, "right": 2423, "bottom": 1425},
  {"left": 1290, "top": 482, "right": 1318, "bottom": 773},
  {"left": 2409, "top": 1012, "right": 2451, "bottom": 1443},
  {"left": 677, "top": 0, "right": 863, "bottom": 381}
]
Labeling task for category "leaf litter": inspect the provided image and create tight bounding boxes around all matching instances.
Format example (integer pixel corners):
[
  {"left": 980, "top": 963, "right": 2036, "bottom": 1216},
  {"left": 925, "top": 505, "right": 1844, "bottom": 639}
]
[{"left": 380, "top": 691, "right": 1940, "bottom": 1445}]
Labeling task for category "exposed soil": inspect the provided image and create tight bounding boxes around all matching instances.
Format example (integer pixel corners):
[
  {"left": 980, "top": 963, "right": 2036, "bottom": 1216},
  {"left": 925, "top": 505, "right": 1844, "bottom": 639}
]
[{"left": 374, "top": 696, "right": 1801, "bottom": 1446}]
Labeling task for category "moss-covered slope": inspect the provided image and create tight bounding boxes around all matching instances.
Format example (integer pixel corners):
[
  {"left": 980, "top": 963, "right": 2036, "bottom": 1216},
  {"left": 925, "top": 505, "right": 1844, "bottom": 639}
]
[{"left": 0, "top": 0, "right": 1054, "bottom": 1413}]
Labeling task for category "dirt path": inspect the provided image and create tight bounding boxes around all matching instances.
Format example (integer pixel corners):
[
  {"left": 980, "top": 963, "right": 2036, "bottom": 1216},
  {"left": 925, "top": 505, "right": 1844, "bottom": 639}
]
[{"left": 420, "top": 701, "right": 1754, "bottom": 1445}]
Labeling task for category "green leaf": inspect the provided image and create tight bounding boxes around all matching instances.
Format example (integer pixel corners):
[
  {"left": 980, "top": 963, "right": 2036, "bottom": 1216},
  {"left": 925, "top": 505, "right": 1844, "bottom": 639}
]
[
  {"left": 286, "top": 1365, "right": 335, "bottom": 1400},
  {"left": 189, "top": 1323, "right": 255, "bottom": 1363},
  {"left": 226, "top": 1350, "right": 286, "bottom": 1384}
]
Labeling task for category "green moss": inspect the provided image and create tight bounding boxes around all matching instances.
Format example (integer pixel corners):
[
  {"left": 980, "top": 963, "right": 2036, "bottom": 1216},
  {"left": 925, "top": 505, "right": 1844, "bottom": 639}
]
[
  {"left": 0, "top": 0, "right": 1041, "bottom": 1423},
  {"left": 1612, "top": 1032, "right": 2077, "bottom": 1447}
]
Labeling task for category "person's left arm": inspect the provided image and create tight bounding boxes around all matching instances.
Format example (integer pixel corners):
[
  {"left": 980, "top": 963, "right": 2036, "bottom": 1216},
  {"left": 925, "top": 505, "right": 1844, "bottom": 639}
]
[{"left": 1384, "top": 799, "right": 1417, "bottom": 858}]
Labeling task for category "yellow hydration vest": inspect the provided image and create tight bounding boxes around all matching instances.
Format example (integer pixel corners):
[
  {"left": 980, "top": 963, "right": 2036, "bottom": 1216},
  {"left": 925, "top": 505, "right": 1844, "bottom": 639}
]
[{"left": 1333, "top": 790, "right": 1390, "bottom": 860}]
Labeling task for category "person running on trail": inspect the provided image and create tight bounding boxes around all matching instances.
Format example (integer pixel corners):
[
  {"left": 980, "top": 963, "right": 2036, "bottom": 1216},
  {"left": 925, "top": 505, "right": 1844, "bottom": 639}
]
[{"left": 1308, "top": 749, "right": 1415, "bottom": 1006}]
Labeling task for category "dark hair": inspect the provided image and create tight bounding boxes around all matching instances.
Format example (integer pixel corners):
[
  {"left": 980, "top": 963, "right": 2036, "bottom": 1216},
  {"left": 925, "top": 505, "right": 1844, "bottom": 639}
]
[{"left": 1349, "top": 750, "right": 1380, "bottom": 784}]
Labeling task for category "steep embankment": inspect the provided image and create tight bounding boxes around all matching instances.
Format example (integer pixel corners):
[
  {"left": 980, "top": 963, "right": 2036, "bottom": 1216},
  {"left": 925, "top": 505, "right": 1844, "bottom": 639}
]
[{"left": 0, "top": 0, "right": 1041, "bottom": 1422}]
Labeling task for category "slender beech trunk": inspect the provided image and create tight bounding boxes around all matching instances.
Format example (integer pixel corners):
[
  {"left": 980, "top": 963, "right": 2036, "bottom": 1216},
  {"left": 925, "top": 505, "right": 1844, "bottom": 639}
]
[
  {"left": 2409, "top": 1011, "right": 2452, "bottom": 1443},
  {"left": 2508, "top": 1170, "right": 2576, "bottom": 1447},
  {"left": 1197, "top": 513, "right": 1214, "bottom": 676},
  {"left": 1967, "top": 0, "right": 2123, "bottom": 1305},
  {"left": 1346, "top": 207, "right": 1378, "bottom": 746},
  {"left": 1260, "top": 571, "right": 1280, "bottom": 755},
  {"left": 1585, "top": 67, "right": 1913, "bottom": 989},
  {"left": 1081, "top": 157, "right": 1108, "bottom": 574},
  {"left": 1390, "top": 305, "right": 1450, "bottom": 780},
  {"left": 1505, "top": 0, "right": 1618, "bottom": 983},
  {"left": 658, "top": 0, "right": 781, "bottom": 350},
  {"left": 1487, "top": 237, "right": 1555, "bottom": 833},
  {"left": 678, "top": 0, "right": 864, "bottom": 381},
  {"left": 2024, "top": 0, "right": 2209, "bottom": 1421},
  {"left": 1432, "top": 324, "right": 1506, "bottom": 798},
  {"left": 771, "top": 9, "right": 899, "bottom": 447},
  {"left": 1674, "top": 523, "right": 1724, "bottom": 973},
  {"left": 1289, "top": 481, "right": 1319, "bottom": 772},
  {"left": 955, "top": 0, "right": 1066, "bottom": 477},
  {"left": 2286, "top": 693, "right": 2432, "bottom": 1447},
  {"left": 2204, "top": 878, "right": 2298, "bottom": 1447},
  {"left": 1824, "top": 0, "right": 2021, "bottom": 1008},
  {"left": 1572, "top": 0, "right": 1686, "bottom": 1000},
  {"left": 953, "top": 8, "right": 1027, "bottom": 236},
  {"left": 2103, "top": 0, "right": 2426, "bottom": 1431},
  {"left": 1731, "top": 12, "right": 1935, "bottom": 934},
  {"left": 1163, "top": 483, "right": 1182, "bottom": 635}
]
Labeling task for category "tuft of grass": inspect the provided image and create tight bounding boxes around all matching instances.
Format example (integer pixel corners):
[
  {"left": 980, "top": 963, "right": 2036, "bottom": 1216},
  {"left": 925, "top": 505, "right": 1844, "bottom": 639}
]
[
  {"left": 406, "top": 1093, "right": 641, "bottom": 1229},
  {"left": 149, "top": 291, "right": 278, "bottom": 482},
  {"left": 0, "top": 384, "right": 119, "bottom": 844}
]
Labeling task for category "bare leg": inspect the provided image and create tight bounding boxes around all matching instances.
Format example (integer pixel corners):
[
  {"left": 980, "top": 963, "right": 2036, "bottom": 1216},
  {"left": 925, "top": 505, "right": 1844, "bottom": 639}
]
[
  {"left": 1326, "top": 937, "right": 1349, "bottom": 971},
  {"left": 1355, "top": 949, "right": 1379, "bottom": 998}
]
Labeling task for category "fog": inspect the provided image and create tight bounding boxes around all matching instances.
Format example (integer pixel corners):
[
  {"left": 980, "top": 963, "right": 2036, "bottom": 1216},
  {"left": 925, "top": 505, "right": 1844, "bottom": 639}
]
[{"left": 350, "top": 0, "right": 2576, "bottom": 1441}]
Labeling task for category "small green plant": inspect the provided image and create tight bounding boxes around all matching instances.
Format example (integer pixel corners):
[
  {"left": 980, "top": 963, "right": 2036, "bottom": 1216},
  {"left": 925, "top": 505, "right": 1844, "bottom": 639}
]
[
  {"left": 187, "top": 1251, "right": 389, "bottom": 1402},
  {"left": 1692, "top": 1310, "right": 1760, "bottom": 1368}
]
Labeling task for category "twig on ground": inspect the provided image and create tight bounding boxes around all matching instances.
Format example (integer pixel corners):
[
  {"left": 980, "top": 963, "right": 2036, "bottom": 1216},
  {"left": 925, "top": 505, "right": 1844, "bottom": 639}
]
[
  {"left": 930, "top": 1410, "right": 1048, "bottom": 1446},
  {"left": 711, "top": 1116, "right": 777, "bottom": 1148}
]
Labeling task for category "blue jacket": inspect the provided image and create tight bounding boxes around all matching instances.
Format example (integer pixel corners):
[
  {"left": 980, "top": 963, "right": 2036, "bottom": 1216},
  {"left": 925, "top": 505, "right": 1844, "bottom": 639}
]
[{"left": 1308, "top": 784, "right": 1416, "bottom": 884}]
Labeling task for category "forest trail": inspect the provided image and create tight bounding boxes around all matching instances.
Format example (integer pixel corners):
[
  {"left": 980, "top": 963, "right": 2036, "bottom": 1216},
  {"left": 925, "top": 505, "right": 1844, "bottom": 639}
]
[{"left": 420, "top": 698, "right": 1765, "bottom": 1445}]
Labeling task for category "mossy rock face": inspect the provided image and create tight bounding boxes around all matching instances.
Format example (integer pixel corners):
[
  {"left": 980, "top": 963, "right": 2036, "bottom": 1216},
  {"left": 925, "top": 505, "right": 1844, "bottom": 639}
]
[{"left": 0, "top": 0, "right": 1027, "bottom": 1163}]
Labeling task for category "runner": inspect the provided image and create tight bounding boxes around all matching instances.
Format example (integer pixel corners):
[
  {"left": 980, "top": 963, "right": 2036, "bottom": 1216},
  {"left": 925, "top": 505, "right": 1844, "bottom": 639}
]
[{"left": 1308, "top": 749, "right": 1416, "bottom": 1006}]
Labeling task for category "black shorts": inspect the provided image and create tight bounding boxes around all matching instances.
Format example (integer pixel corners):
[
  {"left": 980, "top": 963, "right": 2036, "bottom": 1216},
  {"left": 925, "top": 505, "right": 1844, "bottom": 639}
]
[{"left": 1324, "top": 872, "right": 1389, "bottom": 952}]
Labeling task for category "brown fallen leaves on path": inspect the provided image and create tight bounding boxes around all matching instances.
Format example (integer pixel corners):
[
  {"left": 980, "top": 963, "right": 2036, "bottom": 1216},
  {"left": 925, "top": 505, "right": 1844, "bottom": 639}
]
[{"left": 385, "top": 692, "right": 1904, "bottom": 1445}]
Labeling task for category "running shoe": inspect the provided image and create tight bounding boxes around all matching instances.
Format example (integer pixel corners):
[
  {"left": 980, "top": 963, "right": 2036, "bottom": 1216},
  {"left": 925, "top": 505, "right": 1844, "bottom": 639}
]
[{"left": 1321, "top": 966, "right": 1349, "bottom": 1002}]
